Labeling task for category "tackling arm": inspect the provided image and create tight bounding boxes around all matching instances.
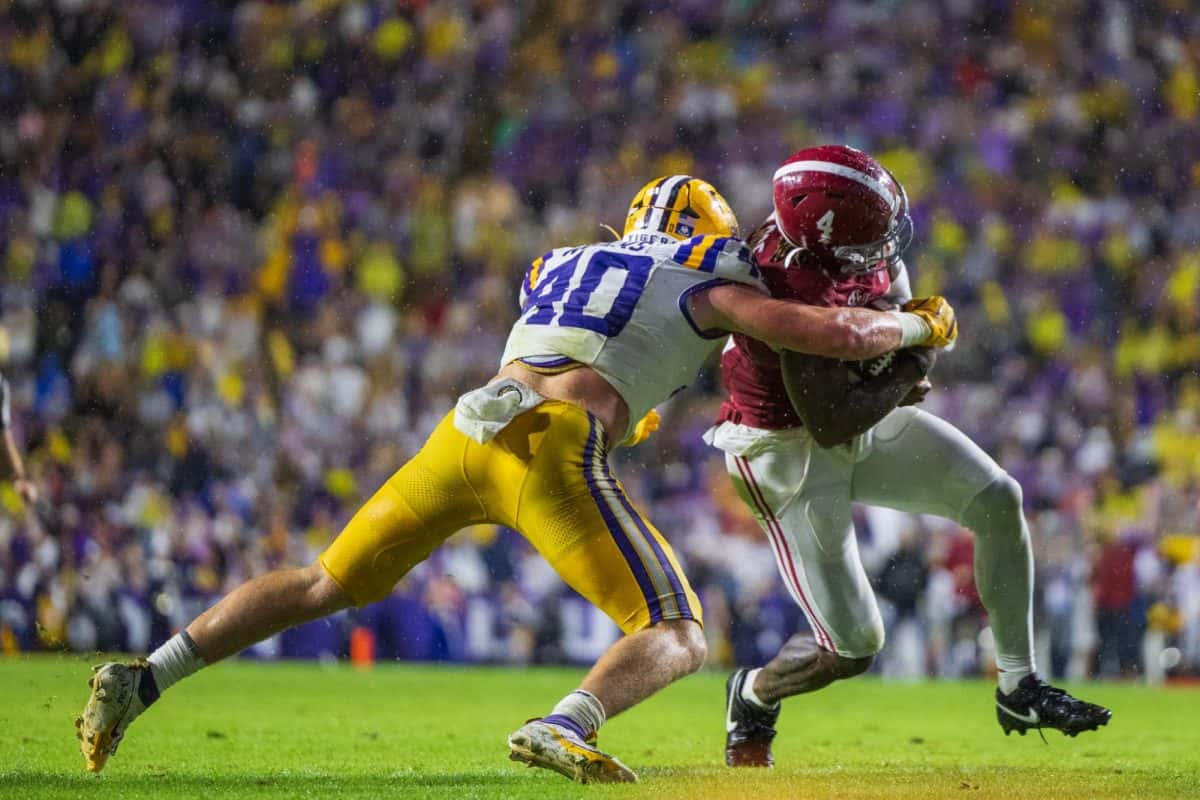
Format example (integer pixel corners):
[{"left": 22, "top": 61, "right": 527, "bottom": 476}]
[{"left": 691, "top": 283, "right": 902, "bottom": 361}]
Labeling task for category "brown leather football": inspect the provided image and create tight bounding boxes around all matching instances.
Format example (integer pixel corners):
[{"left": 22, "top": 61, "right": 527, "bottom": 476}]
[{"left": 780, "top": 347, "right": 937, "bottom": 448}]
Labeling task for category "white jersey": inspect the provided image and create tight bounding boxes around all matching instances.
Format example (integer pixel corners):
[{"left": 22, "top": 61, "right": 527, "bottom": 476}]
[{"left": 501, "top": 232, "right": 766, "bottom": 442}]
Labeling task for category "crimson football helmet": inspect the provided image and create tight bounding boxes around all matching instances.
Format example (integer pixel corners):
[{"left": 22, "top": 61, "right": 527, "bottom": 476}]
[{"left": 771, "top": 145, "right": 911, "bottom": 275}]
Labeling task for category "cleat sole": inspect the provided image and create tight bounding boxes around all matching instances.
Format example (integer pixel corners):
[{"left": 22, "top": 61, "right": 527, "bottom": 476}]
[
  {"left": 998, "top": 703, "right": 1112, "bottom": 740},
  {"left": 77, "top": 665, "right": 138, "bottom": 773},
  {"left": 507, "top": 727, "right": 637, "bottom": 784}
]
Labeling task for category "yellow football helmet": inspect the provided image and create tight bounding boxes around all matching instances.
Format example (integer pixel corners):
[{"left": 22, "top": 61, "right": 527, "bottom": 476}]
[{"left": 622, "top": 175, "right": 740, "bottom": 241}]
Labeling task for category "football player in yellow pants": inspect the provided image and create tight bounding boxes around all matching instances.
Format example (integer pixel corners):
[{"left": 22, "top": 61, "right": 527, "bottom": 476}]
[{"left": 77, "top": 175, "right": 955, "bottom": 783}]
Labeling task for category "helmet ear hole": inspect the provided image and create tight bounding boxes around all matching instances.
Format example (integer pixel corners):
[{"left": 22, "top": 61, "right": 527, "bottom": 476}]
[{"left": 789, "top": 194, "right": 806, "bottom": 208}]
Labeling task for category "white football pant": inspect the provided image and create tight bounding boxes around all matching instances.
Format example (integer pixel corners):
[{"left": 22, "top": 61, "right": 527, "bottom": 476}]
[{"left": 707, "top": 406, "right": 1034, "bottom": 668}]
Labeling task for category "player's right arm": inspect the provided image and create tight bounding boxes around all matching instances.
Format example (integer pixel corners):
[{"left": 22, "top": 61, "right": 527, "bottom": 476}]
[
  {"left": 0, "top": 373, "right": 36, "bottom": 504},
  {"left": 689, "top": 283, "right": 957, "bottom": 361}
]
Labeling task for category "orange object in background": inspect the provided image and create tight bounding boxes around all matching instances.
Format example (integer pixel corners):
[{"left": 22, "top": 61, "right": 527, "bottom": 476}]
[{"left": 350, "top": 626, "right": 375, "bottom": 669}]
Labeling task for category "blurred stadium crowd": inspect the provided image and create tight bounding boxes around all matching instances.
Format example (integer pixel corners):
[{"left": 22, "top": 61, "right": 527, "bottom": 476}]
[{"left": 1, "top": 0, "right": 1198, "bottom": 681}]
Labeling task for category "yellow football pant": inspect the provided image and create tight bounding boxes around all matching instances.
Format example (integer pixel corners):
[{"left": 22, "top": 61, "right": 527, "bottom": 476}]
[{"left": 319, "top": 400, "right": 701, "bottom": 633}]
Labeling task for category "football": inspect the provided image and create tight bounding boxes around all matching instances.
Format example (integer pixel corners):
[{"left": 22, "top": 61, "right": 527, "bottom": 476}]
[{"left": 780, "top": 347, "right": 937, "bottom": 447}]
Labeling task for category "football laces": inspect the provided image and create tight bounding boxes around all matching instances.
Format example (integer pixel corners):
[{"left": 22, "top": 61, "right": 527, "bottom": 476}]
[{"left": 862, "top": 351, "right": 895, "bottom": 378}]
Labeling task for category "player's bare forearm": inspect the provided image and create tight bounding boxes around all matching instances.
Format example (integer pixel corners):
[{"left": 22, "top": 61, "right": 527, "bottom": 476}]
[
  {"left": 3, "top": 430, "right": 39, "bottom": 505},
  {"left": 2, "top": 430, "right": 24, "bottom": 481},
  {"left": 690, "top": 283, "right": 901, "bottom": 360}
]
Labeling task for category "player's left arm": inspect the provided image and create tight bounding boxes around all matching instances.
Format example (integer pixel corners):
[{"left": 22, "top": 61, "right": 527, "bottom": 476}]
[{"left": 690, "top": 241, "right": 957, "bottom": 357}]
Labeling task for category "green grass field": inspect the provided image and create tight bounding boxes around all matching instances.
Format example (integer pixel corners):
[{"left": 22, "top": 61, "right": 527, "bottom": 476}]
[{"left": 2, "top": 655, "right": 1197, "bottom": 799}]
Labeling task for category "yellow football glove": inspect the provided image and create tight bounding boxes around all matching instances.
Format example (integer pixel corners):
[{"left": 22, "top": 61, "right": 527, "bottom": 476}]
[
  {"left": 626, "top": 409, "right": 661, "bottom": 446},
  {"left": 903, "top": 296, "right": 958, "bottom": 349}
]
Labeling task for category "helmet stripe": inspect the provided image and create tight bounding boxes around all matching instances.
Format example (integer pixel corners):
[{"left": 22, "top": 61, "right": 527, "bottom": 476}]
[
  {"left": 646, "top": 174, "right": 689, "bottom": 232},
  {"left": 644, "top": 176, "right": 669, "bottom": 205},
  {"left": 655, "top": 176, "right": 691, "bottom": 232},
  {"left": 773, "top": 160, "right": 898, "bottom": 212}
]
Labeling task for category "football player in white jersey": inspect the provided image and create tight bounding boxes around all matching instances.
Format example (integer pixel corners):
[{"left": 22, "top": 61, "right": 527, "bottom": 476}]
[
  {"left": 709, "top": 146, "right": 1111, "bottom": 768},
  {"left": 75, "top": 175, "right": 956, "bottom": 783}
]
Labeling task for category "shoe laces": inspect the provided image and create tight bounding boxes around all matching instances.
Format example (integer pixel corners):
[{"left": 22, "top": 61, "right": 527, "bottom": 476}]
[{"left": 1032, "top": 681, "right": 1086, "bottom": 715}]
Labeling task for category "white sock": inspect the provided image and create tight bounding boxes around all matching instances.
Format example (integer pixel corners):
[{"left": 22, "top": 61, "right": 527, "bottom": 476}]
[
  {"left": 147, "top": 631, "right": 206, "bottom": 692},
  {"left": 997, "top": 662, "right": 1034, "bottom": 696},
  {"left": 741, "top": 668, "right": 777, "bottom": 709},
  {"left": 548, "top": 690, "right": 606, "bottom": 738}
]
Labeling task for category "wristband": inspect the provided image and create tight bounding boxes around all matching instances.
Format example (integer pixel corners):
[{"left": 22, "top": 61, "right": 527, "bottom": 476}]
[{"left": 891, "top": 311, "right": 932, "bottom": 348}]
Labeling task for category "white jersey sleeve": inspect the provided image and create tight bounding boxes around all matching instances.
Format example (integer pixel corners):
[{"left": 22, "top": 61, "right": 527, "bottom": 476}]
[
  {"left": 501, "top": 233, "right": 765, "bottom": 442},
  {"left": 670, "top": 234, "right": 761, "bottom": 284}
]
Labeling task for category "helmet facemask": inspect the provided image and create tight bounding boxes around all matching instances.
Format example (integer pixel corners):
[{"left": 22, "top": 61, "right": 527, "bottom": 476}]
[
  {"left": 830, "top": 210, "right": 912, "bottom": 275},
  {"left": 830, "top": 169, "right": 911, "bottom": 276}
]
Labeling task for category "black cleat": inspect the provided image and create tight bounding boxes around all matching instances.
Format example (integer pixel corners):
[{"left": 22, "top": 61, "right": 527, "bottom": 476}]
[
  {"left": 725, "top": 669, "right": 781, "bottom": 767},
  {"left": 995, "top": 674, "right": 1112, "bottom": 739}
]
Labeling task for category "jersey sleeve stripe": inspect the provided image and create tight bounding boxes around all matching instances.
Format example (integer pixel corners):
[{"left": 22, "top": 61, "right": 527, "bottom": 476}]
[
  {"left": 672, "top": 237, "right": 701, "bottom": 267},
  {"left": 513, "top": 355, "right": 582, "bottom": 375},
  {"left": 698, "top": 236, "right": 733, "bottom": 272},
  {"left": 527, "top": 256, "right": 545, "bottom": 291},
  {"left": 678, "top": 278, "right": 733, "bottom": 340},
  {"left": 686, "top": 236, "right": 718, "bottom": 269},
  {"left": 674, "top": 234, "right": 717, "bottom": 269}
]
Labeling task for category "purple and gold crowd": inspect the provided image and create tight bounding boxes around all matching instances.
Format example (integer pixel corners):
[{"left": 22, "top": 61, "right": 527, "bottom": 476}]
[{"left": 1, "top": 0, "right": 1198, "bottom": 680}]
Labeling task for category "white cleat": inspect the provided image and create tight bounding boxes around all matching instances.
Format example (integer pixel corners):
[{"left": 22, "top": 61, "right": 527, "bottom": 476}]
[
  {"left": 507, "top": 719, "right": 638, "bottom": 784},
  {"left": 75, "top": 660, "right": 154, "bottom": 772}
]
